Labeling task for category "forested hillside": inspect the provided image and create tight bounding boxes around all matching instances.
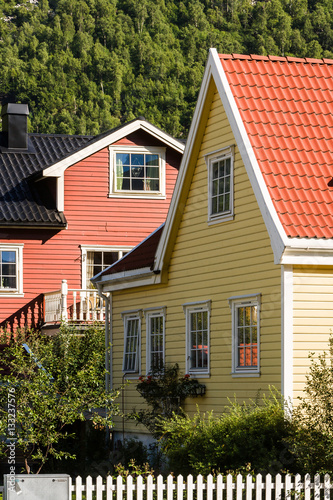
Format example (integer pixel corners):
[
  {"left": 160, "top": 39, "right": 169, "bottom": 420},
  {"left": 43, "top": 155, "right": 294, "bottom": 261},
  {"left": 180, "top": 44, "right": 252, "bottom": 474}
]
[{"left": 0, "top": 0, "right": 332, "bottom": 137}]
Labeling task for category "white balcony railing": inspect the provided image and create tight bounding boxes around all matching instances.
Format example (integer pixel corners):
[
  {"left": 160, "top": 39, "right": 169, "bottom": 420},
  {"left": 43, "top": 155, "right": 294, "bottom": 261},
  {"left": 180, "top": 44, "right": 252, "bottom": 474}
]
[{"left": 44, "top": 280, "right": 106, "bottom": 323}]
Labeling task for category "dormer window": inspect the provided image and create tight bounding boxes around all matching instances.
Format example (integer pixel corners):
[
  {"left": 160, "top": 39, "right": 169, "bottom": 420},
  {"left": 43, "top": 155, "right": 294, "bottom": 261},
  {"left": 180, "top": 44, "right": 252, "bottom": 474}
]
[{"left": 109, "top": 146, "right": 166, "bottom": 198}]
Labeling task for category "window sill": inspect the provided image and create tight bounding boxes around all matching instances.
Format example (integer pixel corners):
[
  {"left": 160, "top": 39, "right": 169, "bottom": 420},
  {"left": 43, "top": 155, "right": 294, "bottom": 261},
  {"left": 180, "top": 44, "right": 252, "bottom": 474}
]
[
  {"left": 208, "top": 214, "right": 234, "bottom": 226},
  {"left": 109, "top": 193, "right": 166, "bottom": 200},
  {"left": 123, "top": 373, "right": 140, "bottom": 381},
  {"left": 188, "top": 372, "right": 210, "bottom": 379},
  {"left": 0, "top": 292, "right": 24, "bottom": 298},
  {"left": 231, "top": 371, "right": 261, "bottom": 378}
]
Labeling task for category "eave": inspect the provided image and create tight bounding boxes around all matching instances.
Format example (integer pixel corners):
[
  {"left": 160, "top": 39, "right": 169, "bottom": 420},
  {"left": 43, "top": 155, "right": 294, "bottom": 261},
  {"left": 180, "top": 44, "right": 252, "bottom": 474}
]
[
  {"left": 92, "top": 267, "right": 161, "bottom": 293},
  {"left": 281, "top": 237, "right": 333, "bottom": 265}
]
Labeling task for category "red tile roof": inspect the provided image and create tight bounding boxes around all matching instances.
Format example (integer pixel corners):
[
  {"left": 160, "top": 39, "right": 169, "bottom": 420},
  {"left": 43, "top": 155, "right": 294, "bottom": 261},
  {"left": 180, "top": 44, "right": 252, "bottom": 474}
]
[{"left": 219, "top": 54, "right": 333, "bottom": 239}]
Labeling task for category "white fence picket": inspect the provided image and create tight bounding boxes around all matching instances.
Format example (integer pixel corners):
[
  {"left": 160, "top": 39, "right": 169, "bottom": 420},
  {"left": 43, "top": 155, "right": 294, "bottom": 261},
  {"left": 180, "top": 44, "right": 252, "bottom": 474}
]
[
  {"left": 177, "top": 474, "right": 184, "bottom": 500},
  {"left": 106, "top": 475, "right": 115, "bottom": 500},
  {"left": 86, "top": 475, "right": 93, "bottom": 500},
  {"left": 226, "top": 474, "right": 233, "bottom": 500},
  {"left": 314, "top": 474, "right": 321, "bottom": 500},
  {"left": 236, "top": 474, "right": 243, "bottom": 500},
  {"left": 256, "top": 473, "right": 263, "bottom": 500},
  {"left": 137, "top": 474, "right": 144, "bottom": 500},
  {"left": 75, "top": 475, "right": 83, "bottom": 500},
  {"left": 157, "top": 474, "right": 164, "bottom": 500},
  {"left": 285, "top": 474, "right": 292, "bottom": 500},
  {"left": 147, "top": 475, "right": 154, "bottom": 500},
  {"left": 127, "top": 474, "right": 134, "bottom": 500},
  {"left": 167, "top": 474, "right": 174, "bottom": 500},
  {"left": 325, "top": 474, "right": 331, "bottom": 500},
  {"left": 216, "top": 473, "right": 224, "bottom": 500},
  {"left": 265, "top": 474, "right": 273, "bottom": 500},
  {"left": 207, "top": 474, "right": 214, "bottom": 500},
  {"left": 187, "top": 474, "right": 194, "bottom": 500},
  {"left": 96, "top": 475, "right": 103, "bottom": 500},
  {"left": 197, "top": 474, "right": 204, "bottom": 500}
]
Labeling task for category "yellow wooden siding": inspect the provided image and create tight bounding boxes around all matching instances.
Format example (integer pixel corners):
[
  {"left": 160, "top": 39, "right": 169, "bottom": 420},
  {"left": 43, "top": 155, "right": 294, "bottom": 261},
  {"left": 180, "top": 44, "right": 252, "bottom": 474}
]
[
  {"left": 293, "top": 265, "right": 333, "bottom": 402},
  {"left": 111, "top": 86, "right": 282, "bottom": 436}
]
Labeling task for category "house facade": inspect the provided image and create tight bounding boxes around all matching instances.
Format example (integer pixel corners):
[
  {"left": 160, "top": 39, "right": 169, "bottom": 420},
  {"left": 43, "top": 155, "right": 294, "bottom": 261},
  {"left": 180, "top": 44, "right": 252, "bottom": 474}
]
[
  {"left": 0, "top": 104, "right": 184, "bottom": 331},
  {"left": 93, "top": 49, "right": 333, "bottom": 442}
]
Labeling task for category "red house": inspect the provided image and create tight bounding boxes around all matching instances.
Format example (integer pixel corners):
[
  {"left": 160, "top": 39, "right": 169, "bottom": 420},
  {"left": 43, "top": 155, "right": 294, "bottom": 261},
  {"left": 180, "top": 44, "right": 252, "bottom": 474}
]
[{"left": 0, "top": 104, "right": 184, "bottom": 332}]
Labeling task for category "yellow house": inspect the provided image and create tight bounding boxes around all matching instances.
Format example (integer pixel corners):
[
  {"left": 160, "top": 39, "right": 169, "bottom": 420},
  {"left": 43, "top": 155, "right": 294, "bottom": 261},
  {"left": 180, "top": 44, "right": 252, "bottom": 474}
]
[{"left": 93, "top": 49, "right": 333, "bottom": 443}]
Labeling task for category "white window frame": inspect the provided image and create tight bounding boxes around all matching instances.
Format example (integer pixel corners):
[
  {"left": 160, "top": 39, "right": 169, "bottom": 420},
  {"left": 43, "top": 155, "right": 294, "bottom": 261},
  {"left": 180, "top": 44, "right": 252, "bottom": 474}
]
[
  {"left": 228, "top": 293, "right": 261, "bottom": 377},
  {"left": 109, "top": 145, "right": 166, "bottom": 199},
  {"left": 183, "top": 300, "right": 211, "bottom": 377},
  {"left": 205, "top": 146, "right": 234, "bottom": 225},
  {"left": 122, "top": 310, "right": 141, "bottom": 376},
  {"left": 0, "top": 244, "right": 24, "bottom": 296},
  {"left": 145, "top": 307, "right": 166, "bottom": 374},
  {"left": 81, "top": 245, "right": 132, "bottom": 288}
]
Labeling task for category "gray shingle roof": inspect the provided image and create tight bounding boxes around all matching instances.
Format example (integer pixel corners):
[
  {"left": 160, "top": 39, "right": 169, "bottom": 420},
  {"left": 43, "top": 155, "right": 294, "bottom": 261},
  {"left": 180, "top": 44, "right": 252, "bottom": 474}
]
[{"left": 0, "top": 132, "right": 92, "bottom": 226}]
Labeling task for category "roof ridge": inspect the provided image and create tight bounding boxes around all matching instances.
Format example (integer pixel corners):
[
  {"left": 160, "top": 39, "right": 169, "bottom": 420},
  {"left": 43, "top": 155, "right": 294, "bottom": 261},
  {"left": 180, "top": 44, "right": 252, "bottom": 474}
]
[{"left": 219, "top": 53, "right": 333, "bottom": 65}]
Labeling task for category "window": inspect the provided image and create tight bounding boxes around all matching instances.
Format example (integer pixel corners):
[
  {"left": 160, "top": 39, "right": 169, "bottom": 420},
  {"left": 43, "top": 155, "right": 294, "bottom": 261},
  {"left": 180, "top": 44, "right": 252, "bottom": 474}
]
[
  {"left": 183, "top": 301, "right": 211, "bottom": 376},
  {"left": 81, "top": 246, "right": 131, "bottom": 288},
  {"left": 145, "top": 308, "right": 165, "bottom": 373},
  {"left": 122, "top": 311, "right": 141, "bottom": 374},
  {"left": 0, "top": 245, "right": 23, "bottom": 295},
  {"left": 109, "top": 146, "right": 166, "bottom": 198},
  {"left": 228, "top": 294, "right": 261, "bottom": 376},
  {"left": 205, "top": 146, "right": 234, "bottom": 224}
]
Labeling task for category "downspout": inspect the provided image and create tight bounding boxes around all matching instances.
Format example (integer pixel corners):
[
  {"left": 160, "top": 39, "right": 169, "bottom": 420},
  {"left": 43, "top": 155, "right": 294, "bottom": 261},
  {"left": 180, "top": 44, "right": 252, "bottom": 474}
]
[{"left": 96, "top": 284, "right": 112, "bottom": 393}]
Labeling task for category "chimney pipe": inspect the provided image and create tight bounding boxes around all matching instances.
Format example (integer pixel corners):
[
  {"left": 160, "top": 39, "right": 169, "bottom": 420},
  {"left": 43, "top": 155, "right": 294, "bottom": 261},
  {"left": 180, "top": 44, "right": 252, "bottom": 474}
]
[{"left": 1, "top": 103, "right": 29, "bottom": 150}]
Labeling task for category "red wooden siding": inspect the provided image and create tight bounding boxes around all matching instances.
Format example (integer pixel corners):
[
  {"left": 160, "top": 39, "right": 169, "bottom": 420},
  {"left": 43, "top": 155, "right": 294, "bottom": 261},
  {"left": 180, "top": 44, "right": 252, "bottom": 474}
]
[{"left": 0, "top": 132, "right": 180, "bottom": 331}]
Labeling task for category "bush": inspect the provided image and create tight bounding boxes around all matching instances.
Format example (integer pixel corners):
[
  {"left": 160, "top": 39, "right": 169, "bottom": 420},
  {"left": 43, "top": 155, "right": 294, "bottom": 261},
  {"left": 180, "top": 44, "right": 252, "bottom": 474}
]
[
  {"left": 158, "top": 389, "right": 294, "bottom": 476},
  {"left": 288, "top": 336, "right": 333, "bottom": 474}
]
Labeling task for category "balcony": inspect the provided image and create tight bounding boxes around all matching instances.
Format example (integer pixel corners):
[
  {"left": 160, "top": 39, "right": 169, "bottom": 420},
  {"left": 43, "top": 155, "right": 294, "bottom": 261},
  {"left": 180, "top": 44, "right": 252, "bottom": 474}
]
[{"left": 43, "top": 280, "right": 106, "bottom": 334}]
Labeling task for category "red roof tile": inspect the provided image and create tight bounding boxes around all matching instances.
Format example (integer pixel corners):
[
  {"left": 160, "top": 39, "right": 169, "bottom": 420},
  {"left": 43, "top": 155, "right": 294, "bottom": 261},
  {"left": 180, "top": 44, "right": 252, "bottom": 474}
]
[{"left": 219, "top": 54, "right": 333, "bottom": 239}]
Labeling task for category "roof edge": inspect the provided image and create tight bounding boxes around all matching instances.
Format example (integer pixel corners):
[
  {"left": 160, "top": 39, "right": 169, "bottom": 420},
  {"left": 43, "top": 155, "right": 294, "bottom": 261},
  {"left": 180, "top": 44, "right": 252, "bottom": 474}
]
[{"left": 42, "top": 119, "right": 185, "bottom": 179}]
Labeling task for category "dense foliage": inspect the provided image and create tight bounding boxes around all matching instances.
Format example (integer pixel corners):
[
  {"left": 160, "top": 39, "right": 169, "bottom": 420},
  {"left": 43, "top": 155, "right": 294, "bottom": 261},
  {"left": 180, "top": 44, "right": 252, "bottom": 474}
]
[
  {"left": 158, "top": 389, "right": 294, "bottom": 476},
  {"left": 1, "top": 0, "right": 333, "bottom": 137},
  {"left": 289, "top": 337, "right": 333, "bottom": 475},
  {"left": 0, "top": 324, "right": 119, "bottom": 473}
]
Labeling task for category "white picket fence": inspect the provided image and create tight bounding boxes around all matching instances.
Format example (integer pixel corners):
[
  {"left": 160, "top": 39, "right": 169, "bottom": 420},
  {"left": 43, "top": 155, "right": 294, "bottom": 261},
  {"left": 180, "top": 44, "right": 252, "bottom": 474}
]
[{"left": 65, "top": 473, "right": 332, "bottom": 500}]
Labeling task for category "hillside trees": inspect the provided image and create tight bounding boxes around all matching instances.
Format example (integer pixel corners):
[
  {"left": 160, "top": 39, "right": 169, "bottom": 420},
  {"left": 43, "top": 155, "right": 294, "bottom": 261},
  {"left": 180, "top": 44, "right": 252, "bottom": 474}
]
[{"left": 0, "top": 0, "right": 333, "bottom": 137}]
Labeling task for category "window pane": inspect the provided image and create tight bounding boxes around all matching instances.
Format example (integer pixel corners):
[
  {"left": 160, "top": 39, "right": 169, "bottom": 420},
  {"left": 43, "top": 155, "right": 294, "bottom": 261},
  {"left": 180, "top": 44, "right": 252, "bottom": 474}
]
[
  {"left": 104, "top": 252, "right": 119, "bottom": 266},
  {"left": 189, "top": 310, "right": 208, "bottom": 370},
  {"left": 150, "top": 315, "right": 164, "bottom": 370},
  {"left": 211, "top": 157, "right": 232, "bottom": 216},
  {"left": 131, "top": 154, "right": 144, "bottom": 166},
  {"left": 124, "top": 318, "right": 139, "bottom": 372},
  {"left": 236, "top": 304, "right": 258, "bottom": 369},
  {"left": 146, "top": 154, "right": 159, "bottom": 166},
  {"left": 116, "top": 153, "right": 129, "bottom": 165},
  {"left": 0, "top": 251, "right": 17, "bottom": 290},
  {"left": 2, "top": 251, "right": 16, "bottom": 264},
  {"left": 146, "top": 166, "right": 159, "bottom": 179},
  {"left": 213, "top": 162, "right": 219, "bottom": 179}
]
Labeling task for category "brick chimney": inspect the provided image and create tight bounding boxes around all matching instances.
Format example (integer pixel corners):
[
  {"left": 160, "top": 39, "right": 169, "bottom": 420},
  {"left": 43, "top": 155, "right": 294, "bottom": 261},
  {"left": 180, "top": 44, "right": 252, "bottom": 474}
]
[{"left": 1, "top": 103, "right": 29, "bottom": 150}]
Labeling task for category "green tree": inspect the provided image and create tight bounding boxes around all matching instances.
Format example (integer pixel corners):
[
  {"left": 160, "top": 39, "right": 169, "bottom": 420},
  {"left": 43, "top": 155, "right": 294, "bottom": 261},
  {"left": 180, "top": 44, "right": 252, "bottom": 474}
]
[{"left": 0, "top": 324, "right": 119, "bottom": 474}]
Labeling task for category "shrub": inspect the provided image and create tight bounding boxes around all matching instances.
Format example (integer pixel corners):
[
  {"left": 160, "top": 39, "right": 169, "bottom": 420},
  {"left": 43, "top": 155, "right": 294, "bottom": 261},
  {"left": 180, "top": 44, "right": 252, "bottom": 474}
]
[
  {"left": 158, "top": 388, "right": 294, "bottom": 476},
  {"left": 288, "top": 336, "right": 333, "bottom": 474}
]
